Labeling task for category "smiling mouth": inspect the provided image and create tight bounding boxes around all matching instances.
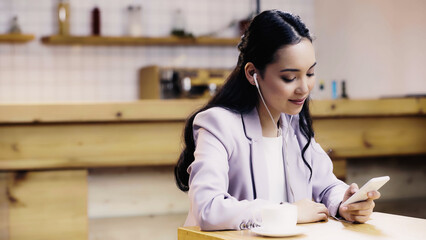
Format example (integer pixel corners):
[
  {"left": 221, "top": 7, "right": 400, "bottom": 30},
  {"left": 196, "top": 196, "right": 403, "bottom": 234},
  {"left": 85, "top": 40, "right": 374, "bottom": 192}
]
[{"left": 288, "top": 98, "right": 306, "bottom": 105}]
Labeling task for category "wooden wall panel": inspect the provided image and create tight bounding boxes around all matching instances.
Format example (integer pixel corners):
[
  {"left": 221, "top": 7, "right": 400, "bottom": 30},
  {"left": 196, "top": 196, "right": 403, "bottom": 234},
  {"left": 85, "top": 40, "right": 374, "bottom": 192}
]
[
  {"left": 0, "top": 117, "right": 424, "bottom": 170},
  {"left": 0, "top": 173, "right": 10, "bottom": 240},
  {"left": 314, "top": 117, "right": 426, "bottom": 158},
  {"left": 88, "top": 167, "right": 189, "bottom": 218},
  {"left": 0, "top": 122, "right": 184, "bottom": 170},
  {"left": 0, "top": 170, "right": 88, "bottom": 240}
]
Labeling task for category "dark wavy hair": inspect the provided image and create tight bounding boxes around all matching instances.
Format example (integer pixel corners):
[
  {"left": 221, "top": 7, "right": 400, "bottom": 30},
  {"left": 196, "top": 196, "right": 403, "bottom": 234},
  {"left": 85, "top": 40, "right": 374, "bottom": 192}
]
[{"left": 175, "top": 10, "right": 314, "bottom": 192}]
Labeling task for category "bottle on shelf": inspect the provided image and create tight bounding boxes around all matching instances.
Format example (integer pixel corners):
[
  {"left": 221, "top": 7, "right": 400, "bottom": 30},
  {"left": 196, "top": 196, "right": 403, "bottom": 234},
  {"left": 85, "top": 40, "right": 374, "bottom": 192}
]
[
  {"left": 91, "top": 6, "right": 101, "bottom": 36},
  {"left": 331, "top": 80, "right": 338, "bottom": 99},
  {"left": 171, "top": 9, "right": 186, "bottom": 37},
  {"left": 58, "top": 0, "right": 70, "bottom": 35},
  {"left": 9, "top": 16, "right": 22, "bottom": 34},
  {"left": 341, "top": 80, "right": 349, "bottom": 99},
  {"left": 127, "top": 5, "right": 142, "bottom": 37}
]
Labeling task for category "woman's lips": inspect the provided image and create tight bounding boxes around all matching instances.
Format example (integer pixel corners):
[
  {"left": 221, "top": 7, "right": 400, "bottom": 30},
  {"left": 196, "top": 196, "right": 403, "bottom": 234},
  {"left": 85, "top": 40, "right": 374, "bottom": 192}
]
[{"left": 289, "top": 98, "right": 306, "bottom": 105}]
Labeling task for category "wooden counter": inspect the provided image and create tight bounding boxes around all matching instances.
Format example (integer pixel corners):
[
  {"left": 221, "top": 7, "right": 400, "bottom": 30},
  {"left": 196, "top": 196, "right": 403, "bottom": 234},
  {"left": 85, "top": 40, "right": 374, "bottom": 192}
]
[
  {"left": 0, "top": 98, "right": 424, "bottom": 123},
  {"left": 0, "top": 98, "right": 424, "bottom": 170}
]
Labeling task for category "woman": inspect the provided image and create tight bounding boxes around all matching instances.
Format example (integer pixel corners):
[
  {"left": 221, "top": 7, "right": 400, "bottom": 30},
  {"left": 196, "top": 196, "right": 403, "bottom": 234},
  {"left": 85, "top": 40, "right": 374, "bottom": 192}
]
[{"left": 174, "top": 10, "right": 381, "bottom": 231}]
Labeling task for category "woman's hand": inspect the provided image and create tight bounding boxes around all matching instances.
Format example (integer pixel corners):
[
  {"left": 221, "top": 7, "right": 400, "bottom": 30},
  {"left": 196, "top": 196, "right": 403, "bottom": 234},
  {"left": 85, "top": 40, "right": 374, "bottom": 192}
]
[
  {"left": 293, "top": 199, "right": 329, "bottom": 223},
  {"left": 338, "top": 183, "right": 381, "bottom": 223}
]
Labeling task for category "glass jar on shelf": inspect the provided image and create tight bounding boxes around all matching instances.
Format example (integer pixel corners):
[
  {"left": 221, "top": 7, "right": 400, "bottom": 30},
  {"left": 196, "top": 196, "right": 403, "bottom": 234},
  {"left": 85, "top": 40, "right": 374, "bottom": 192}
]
[{"left": 127, "top": 5, "right": 142, "bottom": 37}]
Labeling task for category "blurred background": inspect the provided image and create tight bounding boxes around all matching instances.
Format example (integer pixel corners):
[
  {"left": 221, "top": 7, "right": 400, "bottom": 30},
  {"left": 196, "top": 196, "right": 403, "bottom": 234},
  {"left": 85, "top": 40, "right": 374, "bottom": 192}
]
[
  {"left": 0, "top": 0, "right": 424, "bottom": 102},
  {"left": 0, "top": 0, "right": 425, "bottom": 240}
]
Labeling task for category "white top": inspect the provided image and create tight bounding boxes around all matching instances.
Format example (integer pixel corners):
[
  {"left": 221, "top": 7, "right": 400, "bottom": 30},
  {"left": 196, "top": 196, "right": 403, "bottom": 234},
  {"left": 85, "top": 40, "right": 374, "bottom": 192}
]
[{"left": 262, "top": 135, "right": 287, "bottom": 203}]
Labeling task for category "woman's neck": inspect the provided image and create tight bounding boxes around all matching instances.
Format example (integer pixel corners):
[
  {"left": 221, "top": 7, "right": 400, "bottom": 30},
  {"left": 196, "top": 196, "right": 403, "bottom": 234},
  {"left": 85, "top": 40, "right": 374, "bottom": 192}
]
[{"left": 257, "top": 104, "right": 280, "bottom": 137}]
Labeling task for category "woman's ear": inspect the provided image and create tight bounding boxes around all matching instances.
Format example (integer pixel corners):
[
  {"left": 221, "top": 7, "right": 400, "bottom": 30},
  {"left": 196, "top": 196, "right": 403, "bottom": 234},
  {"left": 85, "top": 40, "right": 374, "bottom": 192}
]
[{"left": 244, "top": 62, "right": 257, "bottom": 86}]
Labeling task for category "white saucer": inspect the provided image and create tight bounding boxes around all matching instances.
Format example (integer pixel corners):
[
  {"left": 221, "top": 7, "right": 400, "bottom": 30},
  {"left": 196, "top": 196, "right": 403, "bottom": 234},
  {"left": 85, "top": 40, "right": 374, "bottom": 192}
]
[{"left": 251, "top": 226, "right": 306, "bottom": 237}]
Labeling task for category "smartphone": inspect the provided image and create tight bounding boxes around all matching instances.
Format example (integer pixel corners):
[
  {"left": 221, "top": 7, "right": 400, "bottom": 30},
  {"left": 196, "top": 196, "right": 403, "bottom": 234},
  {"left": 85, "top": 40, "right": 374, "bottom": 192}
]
[{"left": 342, "top": 176, "right": 390, "bottom": 206}]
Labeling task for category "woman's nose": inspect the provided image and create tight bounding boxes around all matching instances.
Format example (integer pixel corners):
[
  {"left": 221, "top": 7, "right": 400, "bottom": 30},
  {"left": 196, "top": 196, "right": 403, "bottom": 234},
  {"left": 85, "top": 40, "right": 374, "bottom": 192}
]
[{"left": 295, "top": 78, "right": 309, "bottom": 95}]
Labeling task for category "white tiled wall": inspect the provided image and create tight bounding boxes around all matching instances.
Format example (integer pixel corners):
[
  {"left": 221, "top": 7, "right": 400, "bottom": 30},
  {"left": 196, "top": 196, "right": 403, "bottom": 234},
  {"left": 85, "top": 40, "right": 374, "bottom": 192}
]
[{"left": 0, "top": 0, "right": 315, "bottom": 103}]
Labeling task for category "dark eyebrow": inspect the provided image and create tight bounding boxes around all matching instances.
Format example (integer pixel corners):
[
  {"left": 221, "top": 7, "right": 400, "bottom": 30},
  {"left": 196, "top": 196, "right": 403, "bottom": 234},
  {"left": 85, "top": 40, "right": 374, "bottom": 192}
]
[{"left": 280, "top": 62, "right": 317, "bottom": 72}]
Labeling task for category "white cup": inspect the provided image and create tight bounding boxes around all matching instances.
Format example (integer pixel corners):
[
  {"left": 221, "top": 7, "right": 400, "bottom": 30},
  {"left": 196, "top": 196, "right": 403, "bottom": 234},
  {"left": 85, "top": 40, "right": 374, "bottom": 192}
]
[{"left": 260, "top": 203, "right": 298, "bottom": 232}]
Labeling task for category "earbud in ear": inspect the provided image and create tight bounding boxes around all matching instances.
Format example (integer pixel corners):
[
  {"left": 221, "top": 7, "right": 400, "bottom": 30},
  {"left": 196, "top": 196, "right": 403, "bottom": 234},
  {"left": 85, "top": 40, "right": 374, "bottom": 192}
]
[{"left": 253, "top": 73, "right": 259, "bottom": 88}]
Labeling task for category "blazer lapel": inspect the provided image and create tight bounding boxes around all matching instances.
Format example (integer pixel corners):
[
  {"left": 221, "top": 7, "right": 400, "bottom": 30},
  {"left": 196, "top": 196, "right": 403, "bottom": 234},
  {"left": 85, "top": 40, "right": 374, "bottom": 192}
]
[
  {"left": 242, "top": 108, "right": 270, "bottom": 200},
  {"left": 281, "top": 115, "right": 294, "bottom": 203},
  {"left": 281, "top": 114, "right": 309, "bottom": 202}
]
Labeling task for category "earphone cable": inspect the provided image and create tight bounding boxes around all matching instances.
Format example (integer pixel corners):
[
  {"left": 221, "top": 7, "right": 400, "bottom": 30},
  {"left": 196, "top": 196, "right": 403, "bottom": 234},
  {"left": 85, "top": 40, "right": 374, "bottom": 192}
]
[{"left": 255, "top": 82, "right": 281, "bottom": 136}]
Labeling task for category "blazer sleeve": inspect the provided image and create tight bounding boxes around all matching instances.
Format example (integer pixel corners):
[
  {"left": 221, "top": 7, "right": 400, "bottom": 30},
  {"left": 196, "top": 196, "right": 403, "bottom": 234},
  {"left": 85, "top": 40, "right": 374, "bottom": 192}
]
[
  {"left": 310, "top": 137, "right": 348, "bottom": 217},
  {"left": 187, "top": 108, "right": 273, "bottom": 231}
]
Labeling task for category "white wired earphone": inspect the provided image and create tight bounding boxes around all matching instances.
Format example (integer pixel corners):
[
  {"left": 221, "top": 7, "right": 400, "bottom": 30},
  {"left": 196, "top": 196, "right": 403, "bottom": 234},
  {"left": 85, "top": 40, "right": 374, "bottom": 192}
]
[
  {"left": 253, "top": 73, "right": 282, "bottom": 137},
  {"left": 253, "top": 72, "right": 295, "bottom": 200}
]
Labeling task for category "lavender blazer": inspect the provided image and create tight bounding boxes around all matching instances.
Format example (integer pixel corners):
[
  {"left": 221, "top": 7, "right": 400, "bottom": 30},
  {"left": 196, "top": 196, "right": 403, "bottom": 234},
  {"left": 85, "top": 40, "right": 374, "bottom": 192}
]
[{"left": 184, "top": 107, "right": 348, "bottom": 230}]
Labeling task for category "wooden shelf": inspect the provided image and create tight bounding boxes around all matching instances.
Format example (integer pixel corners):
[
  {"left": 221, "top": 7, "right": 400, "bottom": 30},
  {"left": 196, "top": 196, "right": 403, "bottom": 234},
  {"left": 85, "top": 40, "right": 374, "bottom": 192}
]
[
  {"left": 0, "top": 34, "right": 35, "bottom": 43},
  {"left": 41, "top": 35, "right": 240, "bottom": 46}
]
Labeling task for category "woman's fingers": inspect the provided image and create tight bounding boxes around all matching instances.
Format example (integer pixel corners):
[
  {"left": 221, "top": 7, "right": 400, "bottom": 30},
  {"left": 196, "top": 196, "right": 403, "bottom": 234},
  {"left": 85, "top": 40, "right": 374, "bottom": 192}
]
[
  {"left": 348, "top": 209, "right": 372, "bottom": 216},
  {"left": 315, "top": 203, "right": 330, "bottom": 217},
  {"left": 315, "top": 212, "right": 328, "bottom": 222},
  {"left": 346, "top": 199, "right": 375, "bottom": 211},
  {"left": 343, "top": 183, "right": 359, "bottom": 203},
  {"left": 367, "top": 190, "right": 381, "bottom": 200},
  {"left": 349, "top": 183, "right": 359, "bottom": 194},
  {"left": 344, "top": 213, "right": 369, "bottom": 223}
]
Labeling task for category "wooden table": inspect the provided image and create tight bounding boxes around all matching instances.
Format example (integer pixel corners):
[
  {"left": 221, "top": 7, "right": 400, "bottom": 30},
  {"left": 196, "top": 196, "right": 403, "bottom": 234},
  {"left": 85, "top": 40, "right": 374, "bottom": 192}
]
[{"left": 178, "top": 212, "right": 426, "bottom": 240}]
